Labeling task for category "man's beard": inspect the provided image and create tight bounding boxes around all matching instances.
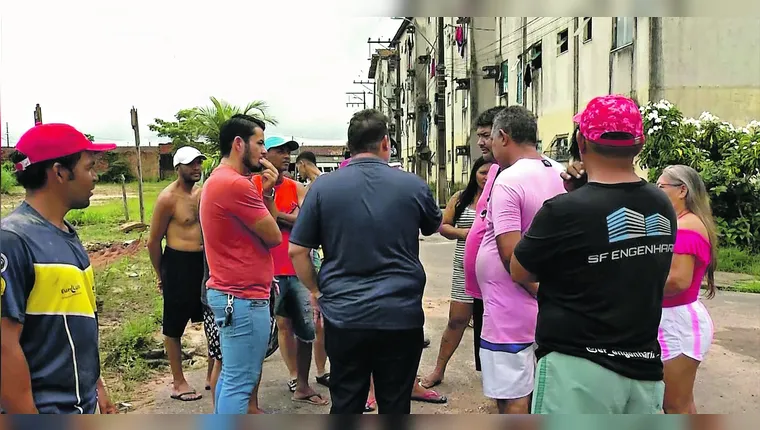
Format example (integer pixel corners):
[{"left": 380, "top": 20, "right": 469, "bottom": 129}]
[{"left": 242, "top": 142, "right": 260, "bottom": 173}]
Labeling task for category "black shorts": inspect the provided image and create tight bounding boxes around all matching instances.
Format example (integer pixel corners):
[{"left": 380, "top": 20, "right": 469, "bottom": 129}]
[{"left": 160, "top": 246, "right": 204, "bottom": 338}]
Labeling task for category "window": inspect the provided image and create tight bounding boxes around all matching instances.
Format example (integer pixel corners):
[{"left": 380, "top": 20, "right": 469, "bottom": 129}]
[
  {"left": 557, "top": 29, "right": 569, "bottom": 55},
  {"left": 499, "top": 60, "right": 508, "bottom": 95},
  {"left": 516, "top": 56, "right": 524, "bottom": 104},
  {"left": 613, "top": 17, "right": 634, "bottom": 48},
  {"left": 583, "top": 17, "right": 593, "bottom": 42}
]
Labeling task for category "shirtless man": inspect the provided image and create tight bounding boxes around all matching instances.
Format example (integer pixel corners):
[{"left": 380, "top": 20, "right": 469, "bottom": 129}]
[
  {"left": 295, "top": 151, "right": 322, "bottom": 187},
  {"left": 147, "top": 146, "right": 207, "bottom": 402}
]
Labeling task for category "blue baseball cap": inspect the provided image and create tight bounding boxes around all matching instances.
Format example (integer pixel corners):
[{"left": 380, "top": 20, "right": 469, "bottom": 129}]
[{"left": 265, "top": 136, "right": 299, "bottom": 151}]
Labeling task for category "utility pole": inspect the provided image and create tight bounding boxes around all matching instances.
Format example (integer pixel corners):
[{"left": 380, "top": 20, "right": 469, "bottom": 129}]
[
  {"left": 345, "top": 92, "right": 367, "bottom": 109},
  {"left": 353, "top": 81, "right": 375, "bottom": 109},
  {"left": 130, "top": 107, "right": 145, "bottom": 224},
  {"left": 5, "top": 123, "right": 9, "bottom": 147},
  {"left": 33, "top": 104, "right": 43, "bottom": 125},
  {"left": 394, "top": 54, "right": 402, "bottom": 159},
  {"left": 436, "top": 17, "right": 447, "bottom": 206}
]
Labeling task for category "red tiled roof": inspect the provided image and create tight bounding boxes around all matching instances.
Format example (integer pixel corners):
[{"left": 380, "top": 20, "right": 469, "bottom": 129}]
[{"left": 301, "top": 145, "right": 345, "bottom": 157}]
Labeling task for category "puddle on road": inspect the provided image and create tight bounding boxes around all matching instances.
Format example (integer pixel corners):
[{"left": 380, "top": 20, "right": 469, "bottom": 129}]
[{"left": 714, "top": 326, "right": 760, "bottom": 360}]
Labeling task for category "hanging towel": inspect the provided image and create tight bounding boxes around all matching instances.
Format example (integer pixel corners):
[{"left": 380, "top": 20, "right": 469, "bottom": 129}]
[
  {"left": 455, "top": 25, "right": 466, "bottom": 58},
  {"left": 431, "top": 57, "right": 436, "bottom": 77}
]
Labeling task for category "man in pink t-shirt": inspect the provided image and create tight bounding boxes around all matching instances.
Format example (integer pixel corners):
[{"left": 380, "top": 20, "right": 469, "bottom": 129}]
[
  {"left": 474, "top": 106, "right": 566, "bottom": 414},
  {"left": 462, "top": 108, "right": 564, "bottom": 375}
]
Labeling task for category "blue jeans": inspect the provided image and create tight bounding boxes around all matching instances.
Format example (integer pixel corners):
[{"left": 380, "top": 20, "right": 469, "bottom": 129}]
[{"left": 207, "top": 289, "right": 271, "bottom": 414}]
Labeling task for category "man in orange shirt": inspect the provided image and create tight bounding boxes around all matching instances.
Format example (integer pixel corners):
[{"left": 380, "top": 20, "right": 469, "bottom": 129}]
[{"left": 253, "top": 137, "right": 329, "bottom": 406}]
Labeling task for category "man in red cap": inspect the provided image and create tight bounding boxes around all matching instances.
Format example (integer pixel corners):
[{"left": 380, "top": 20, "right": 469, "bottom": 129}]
[
  {"left": 510, "top": 95, "right": 677, "bottom": 414},
  {"left": 0, "top": 123, "right": 118, "bottom": 414}
]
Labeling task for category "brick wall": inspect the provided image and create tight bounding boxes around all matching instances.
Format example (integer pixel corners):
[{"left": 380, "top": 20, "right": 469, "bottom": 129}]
[
  {"left": 95, "top": 147, "right": 160, "bottom": 181},
  {"left": 2, "top": 146, "right": 160, "bottom": 182}
]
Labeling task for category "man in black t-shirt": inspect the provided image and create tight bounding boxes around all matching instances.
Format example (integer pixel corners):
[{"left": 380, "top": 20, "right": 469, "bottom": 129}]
[{"left": 510, "top": 95, "right": 676, "bottom": 414}]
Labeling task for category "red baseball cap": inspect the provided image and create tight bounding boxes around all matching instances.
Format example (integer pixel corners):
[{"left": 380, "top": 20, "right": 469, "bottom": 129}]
[
  {"left": 573, "top": 95, "right": 644, "bottom": 146},
  {"left": 14, "top": 123, "right": 117, "bottom": 172}
]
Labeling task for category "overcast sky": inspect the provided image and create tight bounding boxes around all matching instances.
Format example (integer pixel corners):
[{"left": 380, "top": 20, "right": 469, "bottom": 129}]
[{"left": 0, "top": 1, "right": 401, "bottom": 146}]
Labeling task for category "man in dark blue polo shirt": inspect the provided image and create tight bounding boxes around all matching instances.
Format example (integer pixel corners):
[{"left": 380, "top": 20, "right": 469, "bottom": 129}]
[
  {"left": 288, "top": 109, "right": 442, "bottom": 414},
  {"left": 1, "top": 123, "right": 118, "bottom": 414}
]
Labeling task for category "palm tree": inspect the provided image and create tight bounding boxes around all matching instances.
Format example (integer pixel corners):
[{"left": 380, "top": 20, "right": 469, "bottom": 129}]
[
  {"left": 192, "top": 96, "right": 277, "bottom": 178},
  {"left": 192, "top": 96, "right": 278, "bottom": 145}
]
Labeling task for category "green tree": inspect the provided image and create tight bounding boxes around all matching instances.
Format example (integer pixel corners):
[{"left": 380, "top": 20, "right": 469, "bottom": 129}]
[
  {"left": 84, "top": 133, "right": 95, "bottom": 142},
  {"left": 147, "top": 109, "right": 204, "bottom": 150}
]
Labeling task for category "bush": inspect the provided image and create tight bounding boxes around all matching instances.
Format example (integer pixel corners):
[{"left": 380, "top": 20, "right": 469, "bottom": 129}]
[
  {"left": 638, "top": 100, "right": 760, "bottom": 250},
  {"left": 98, "top": 152, "right": 135, "bottom": 183},
  {"left": 1, "top": 162, "right": 17, "bottom": 194}
]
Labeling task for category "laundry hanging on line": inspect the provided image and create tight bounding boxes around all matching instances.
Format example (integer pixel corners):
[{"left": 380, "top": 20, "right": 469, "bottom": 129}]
[{"left": 455, "top": 25, "right": 466, "bottom": 58}]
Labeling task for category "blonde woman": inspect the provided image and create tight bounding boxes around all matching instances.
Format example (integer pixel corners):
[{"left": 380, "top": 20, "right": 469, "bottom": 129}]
[{"left": 656, "top": 165, "right": 717, "bottom": 414}]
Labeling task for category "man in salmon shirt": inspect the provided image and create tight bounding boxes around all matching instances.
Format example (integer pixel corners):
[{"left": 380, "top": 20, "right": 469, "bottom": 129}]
[
  {"left": 253, "top": 136, "right": 329, "bottom": 407},
  {"left": 200, "top": 114, "right": 282, "bottom": 414}
]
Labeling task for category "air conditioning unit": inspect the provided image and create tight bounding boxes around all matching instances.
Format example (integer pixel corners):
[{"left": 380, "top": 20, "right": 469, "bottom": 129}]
[
  {"left": 455, "top": 78, "right": 471, "bottom": 90},
  {"left": 482, "top": 65, "right": 498, "bottom": 79}
]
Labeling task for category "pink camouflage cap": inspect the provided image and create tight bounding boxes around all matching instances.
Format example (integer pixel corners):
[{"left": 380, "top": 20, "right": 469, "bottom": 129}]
[{"left": 573, "top": 95, "right": 644, "bottom": 146}]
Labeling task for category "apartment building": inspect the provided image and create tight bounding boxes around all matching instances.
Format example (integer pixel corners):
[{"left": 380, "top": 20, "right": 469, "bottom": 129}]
[{"left": 368, "top": 17, "right": 760, "bottom": 193}]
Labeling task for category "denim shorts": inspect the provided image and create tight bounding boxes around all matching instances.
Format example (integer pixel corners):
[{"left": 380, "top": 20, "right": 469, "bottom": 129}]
[{"left": 274, "top": 275, "right": 316, "bottom": 342}]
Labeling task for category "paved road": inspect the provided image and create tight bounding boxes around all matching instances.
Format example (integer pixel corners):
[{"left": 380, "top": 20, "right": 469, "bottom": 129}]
[{"left": 134, "top": 236, "right": 760, "bottom": 414}]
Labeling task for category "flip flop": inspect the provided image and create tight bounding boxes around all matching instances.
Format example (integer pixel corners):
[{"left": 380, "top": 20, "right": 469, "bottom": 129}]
[
  {"left": 316, "top": 373, "right": 331, "bottom": 388},
  {"left": 287, "top": 379, "right": 297, "bottom": 393},
  {"left": 171, "top": 391, "right": 203, "bottom": 402},
  {"left": 364, "top": 398, "right": 377, "bottom": 412},
  {"left": 411, "top": 390, "right": 447, "bottom": 404},
  {"left": 419, "top": 378, "right": 442, "bottom": 389},
  {"left": 292, "top": 393, "right": 329, "bottom": 406}
]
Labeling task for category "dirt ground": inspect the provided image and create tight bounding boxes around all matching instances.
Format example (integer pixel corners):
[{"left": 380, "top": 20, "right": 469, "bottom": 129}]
[
  {"left": 88, "top": 239, "right": 144, "bottom": 269},
  {"left": 129, "top": 236, "right": 760, "bottom": 415}
]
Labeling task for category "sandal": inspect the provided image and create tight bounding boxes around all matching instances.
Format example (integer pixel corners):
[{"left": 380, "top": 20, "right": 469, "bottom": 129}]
[
  {"left": 292, "top": 393, "right": 329, "bottom": 406},
  {"left": 316, "top": 373, "right": 331, "bottom": 388},
  {"left": 411, "top": 390, "right": 447, "bottom": 404},
  {"left": 287, "top": 379, "right": 297, "bottom": 393},
  {"left": 364, "top": 398, "right": 377, "bottom": 412},
  {"left": 171, "top": 391, "right": 203, "bottom": 402}
]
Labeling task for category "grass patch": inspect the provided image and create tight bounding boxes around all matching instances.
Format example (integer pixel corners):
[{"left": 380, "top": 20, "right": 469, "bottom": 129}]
[
  {"left": 722, "top": 280, "right": 760, "bottom": 294},
  {"left": 97, "top": 250, "right": 164, "bottom": 403},
  {"left": 1, "top": 162, "right": 17, "bottom": 194},
  {"left": 718, "top": 247, "right": 760, "bottom": 277}
]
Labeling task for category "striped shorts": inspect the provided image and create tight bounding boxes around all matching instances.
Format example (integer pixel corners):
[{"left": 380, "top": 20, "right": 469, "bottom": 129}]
[{"left": 658, "top": 300, "right": 714, "bottom": 362}]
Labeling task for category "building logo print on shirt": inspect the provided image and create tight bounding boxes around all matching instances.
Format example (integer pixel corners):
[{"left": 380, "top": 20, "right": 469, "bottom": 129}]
[
  {"left": 588, "top": 208, "right": 674, "bottom": 264},
  {"left": 607, "top": 207, "right": 671, "bottom": 243}
]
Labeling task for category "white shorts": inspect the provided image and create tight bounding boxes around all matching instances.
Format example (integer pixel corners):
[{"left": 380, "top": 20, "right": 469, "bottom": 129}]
[
  {"left": 479, "top": 341, "right": 536, "bottom": 400},
  {"left": 658, "top": 301, "right": 714, "bottom": 362}
]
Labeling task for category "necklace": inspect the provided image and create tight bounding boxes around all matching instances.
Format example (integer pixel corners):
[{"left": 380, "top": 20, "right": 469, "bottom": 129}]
[{"left": 677, "top": 210, "right": 690, "bottom": 219}]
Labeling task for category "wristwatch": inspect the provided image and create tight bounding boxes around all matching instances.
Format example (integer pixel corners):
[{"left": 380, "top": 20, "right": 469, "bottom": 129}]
[{"left": 264, "top": 189, "right": 275, "bottom": 199}]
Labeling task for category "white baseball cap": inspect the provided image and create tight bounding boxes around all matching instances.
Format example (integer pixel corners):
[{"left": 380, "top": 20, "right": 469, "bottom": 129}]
[{"left": 173, "top": 146, "right": 206, "bottom": 168}]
